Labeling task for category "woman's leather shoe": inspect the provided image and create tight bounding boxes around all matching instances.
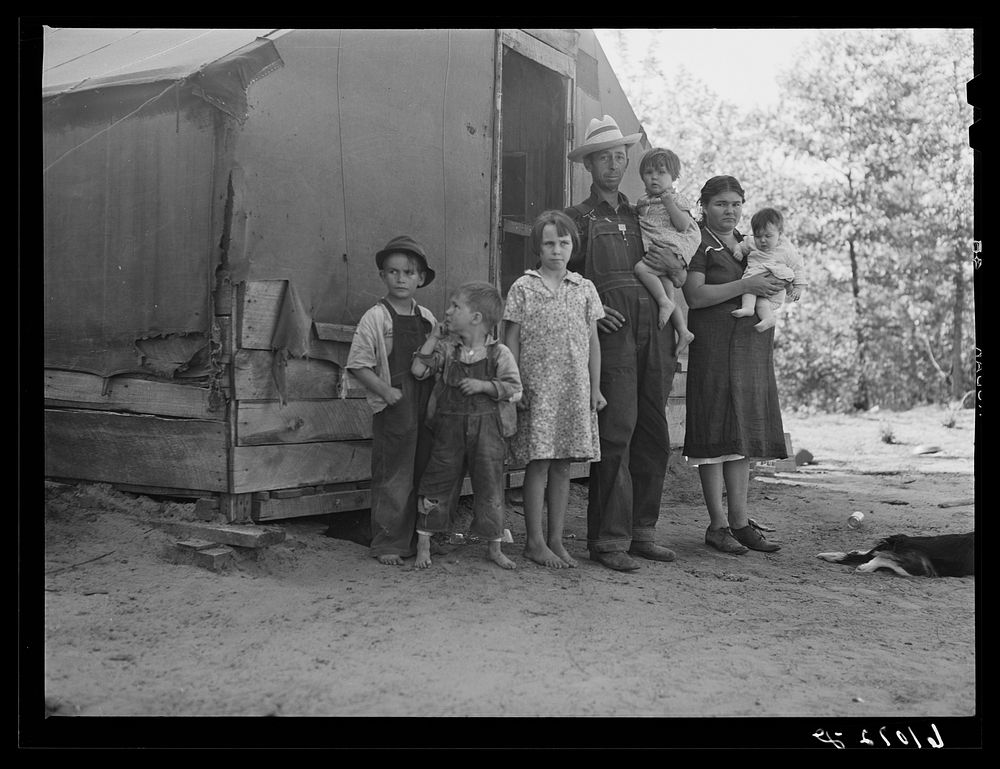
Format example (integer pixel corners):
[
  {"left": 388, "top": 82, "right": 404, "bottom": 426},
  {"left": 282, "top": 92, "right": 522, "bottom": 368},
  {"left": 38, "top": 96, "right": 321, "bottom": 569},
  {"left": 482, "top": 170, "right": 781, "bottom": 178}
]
[
  {"left": 705, "top": 526, "right": 749, "bottom": 554},
  {"left": 731, "top": 523, "right": 781, "bottom": 552}
]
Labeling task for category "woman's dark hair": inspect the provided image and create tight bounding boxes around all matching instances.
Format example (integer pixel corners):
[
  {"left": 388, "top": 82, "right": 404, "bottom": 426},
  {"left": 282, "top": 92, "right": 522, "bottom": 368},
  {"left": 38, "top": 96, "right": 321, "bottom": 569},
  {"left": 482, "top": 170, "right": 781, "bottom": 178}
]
[
  {"left": 529, "top": 210, "right": 579, "bottom": 258},
  {"left": 639, "top": 148, "right": 682, "bottom": 180},
  {"left": 697, "top": 175, "right": 746, "bottom": 224}
]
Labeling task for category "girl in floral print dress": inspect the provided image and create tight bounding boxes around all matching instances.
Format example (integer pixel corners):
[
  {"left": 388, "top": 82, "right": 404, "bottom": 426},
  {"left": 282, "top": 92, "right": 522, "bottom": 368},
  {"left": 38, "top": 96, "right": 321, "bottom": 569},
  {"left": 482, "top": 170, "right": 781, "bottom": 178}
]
[{"left": 503, "top": 211, "right": 606, "bottom": 569}]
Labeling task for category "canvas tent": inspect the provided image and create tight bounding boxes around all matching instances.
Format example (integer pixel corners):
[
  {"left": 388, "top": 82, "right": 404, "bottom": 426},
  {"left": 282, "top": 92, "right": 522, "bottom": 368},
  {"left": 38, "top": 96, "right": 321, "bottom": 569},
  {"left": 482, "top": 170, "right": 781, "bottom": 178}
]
[{"left": 43, "top": 27, "right": 684, "bottom": 522}]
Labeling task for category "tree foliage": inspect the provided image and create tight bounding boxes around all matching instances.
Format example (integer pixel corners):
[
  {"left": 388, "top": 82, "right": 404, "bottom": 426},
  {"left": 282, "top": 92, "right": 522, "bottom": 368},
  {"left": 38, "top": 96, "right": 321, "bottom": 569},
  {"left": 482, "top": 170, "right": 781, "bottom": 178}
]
[{"left": 610, "top": 28, "right": 975, "bottom": 410}]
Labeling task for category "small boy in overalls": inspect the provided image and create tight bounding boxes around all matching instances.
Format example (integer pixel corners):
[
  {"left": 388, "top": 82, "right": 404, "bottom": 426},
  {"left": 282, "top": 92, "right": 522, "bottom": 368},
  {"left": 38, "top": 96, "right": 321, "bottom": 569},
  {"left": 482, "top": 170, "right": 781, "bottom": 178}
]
[
  {"left": 346, "top": 235, "right": 437, "bottom": 565},
  {"left": 411, "top": 281, "right": 522, "bottom": 570}
]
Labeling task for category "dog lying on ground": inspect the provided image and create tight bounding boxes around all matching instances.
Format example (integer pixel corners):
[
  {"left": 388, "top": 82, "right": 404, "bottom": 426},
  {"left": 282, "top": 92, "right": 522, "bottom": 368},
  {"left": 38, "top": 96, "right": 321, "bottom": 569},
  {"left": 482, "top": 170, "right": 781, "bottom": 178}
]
[{"left": 817, "top": 532, "right": 975, "bottom": 577}]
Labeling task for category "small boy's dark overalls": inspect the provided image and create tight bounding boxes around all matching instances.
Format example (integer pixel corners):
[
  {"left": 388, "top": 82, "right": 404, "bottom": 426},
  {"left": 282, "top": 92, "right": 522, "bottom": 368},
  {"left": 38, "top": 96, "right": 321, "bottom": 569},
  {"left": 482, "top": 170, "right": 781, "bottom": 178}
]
[
  {"left": 417, "top": 346, "right": 507, "bottom": 541},
  {"left": 369, "top": 300, "right": 434, "bottom": 558}
]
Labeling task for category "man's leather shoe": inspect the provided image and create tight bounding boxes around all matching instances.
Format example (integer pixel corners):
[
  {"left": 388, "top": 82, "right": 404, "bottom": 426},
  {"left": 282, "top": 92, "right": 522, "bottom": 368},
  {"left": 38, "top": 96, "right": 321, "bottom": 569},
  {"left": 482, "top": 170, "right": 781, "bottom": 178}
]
[
  {"left": 590, "top": 551, "right": 640, "bottom": 571},
  {"left": 629, "top": 542, "right": 676, "bottom": 562}
]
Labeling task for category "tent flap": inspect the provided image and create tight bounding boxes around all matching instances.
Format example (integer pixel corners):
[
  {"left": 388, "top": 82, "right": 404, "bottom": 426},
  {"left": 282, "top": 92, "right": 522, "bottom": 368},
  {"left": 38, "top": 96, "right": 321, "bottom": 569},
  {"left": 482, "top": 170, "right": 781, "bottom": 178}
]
[{"left": 189, "top": 38, "right": 284, "bottom": 122}]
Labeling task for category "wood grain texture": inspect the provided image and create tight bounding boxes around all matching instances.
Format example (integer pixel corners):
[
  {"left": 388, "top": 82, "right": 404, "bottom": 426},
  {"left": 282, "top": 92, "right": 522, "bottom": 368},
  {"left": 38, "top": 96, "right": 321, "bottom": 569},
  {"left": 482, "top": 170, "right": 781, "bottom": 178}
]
[
  {"left": 236, "top": 399, "right": 372, "bottom": 445},
  {"left": 45, "top": 409, "right": 228, "bottom": 491},
  {"left": 231, "top": 441, "right": 371, "bottom": 494},
  {"left": 44, "top": 370, "right": 219, "bottom": 419}
]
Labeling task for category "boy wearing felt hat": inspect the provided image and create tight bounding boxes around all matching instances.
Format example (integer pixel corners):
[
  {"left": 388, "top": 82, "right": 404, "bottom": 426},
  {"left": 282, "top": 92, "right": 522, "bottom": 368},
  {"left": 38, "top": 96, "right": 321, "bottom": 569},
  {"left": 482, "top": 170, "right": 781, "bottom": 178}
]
[{"left": 346, "top": 235, "right": 438, "bottom": 565}]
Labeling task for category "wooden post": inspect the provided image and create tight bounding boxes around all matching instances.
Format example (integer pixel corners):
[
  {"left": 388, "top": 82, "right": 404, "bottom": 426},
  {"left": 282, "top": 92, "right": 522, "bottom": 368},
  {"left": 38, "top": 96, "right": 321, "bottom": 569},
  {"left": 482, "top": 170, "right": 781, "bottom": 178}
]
[{"left": 221, "top": 493, "right": 254, "bottom": 523}]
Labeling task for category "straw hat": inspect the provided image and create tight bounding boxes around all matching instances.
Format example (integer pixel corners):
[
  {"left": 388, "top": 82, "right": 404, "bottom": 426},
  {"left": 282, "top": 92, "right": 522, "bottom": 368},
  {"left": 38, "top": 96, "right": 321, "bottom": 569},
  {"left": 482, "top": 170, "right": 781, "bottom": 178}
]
[
  {"left": 375, "top": 235, "right": 436, "bottom": 286},
  {"left": 567, "top": 114, "right": 642, "bottom": 162}
]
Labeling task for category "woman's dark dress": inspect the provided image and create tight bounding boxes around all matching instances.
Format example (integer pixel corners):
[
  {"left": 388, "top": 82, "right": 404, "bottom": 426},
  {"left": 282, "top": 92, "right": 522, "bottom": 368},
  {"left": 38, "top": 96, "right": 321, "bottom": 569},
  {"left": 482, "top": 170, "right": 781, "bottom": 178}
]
[{"left": 683, "top": 227, "right": 787, "bottom": 460}]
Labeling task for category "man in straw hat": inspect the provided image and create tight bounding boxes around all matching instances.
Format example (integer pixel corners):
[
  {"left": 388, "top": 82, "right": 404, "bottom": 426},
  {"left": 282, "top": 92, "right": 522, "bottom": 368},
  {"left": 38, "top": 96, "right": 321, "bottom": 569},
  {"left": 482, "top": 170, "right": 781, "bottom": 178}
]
[{"left": 565, "top": 115, "right": 687, "bottom": 572}]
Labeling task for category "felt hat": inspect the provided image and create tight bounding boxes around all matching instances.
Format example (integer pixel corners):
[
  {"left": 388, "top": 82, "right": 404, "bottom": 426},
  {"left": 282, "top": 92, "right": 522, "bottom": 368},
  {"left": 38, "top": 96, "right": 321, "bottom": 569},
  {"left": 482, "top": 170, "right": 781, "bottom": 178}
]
[
  {"left": 567, "top": 114, "right": 643, "bottom": 162},
  {"left": 375, "top": 235, "right": 436, "bottom": 286}
]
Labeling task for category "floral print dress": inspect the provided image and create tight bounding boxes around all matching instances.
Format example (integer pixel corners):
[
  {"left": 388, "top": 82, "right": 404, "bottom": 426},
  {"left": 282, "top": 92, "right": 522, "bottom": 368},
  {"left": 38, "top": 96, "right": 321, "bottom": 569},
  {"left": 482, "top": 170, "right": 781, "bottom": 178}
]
[{"left": 503, "top": 270, "right": 605, "bottom": 465}]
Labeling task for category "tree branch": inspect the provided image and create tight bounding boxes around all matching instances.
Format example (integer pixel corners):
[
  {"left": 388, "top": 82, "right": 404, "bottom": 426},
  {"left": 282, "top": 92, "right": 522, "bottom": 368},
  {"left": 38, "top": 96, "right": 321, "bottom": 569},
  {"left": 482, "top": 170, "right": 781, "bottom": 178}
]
[{"left": 918, "top": 330, "right": 949, "bottom": 379}]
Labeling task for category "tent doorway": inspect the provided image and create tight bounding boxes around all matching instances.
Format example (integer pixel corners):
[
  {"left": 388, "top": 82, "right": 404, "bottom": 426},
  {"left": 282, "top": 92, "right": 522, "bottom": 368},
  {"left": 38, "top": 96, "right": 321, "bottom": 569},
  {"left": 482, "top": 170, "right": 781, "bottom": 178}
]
[{"left": 498, "top": 45, "right": 571, "bottom": 296}]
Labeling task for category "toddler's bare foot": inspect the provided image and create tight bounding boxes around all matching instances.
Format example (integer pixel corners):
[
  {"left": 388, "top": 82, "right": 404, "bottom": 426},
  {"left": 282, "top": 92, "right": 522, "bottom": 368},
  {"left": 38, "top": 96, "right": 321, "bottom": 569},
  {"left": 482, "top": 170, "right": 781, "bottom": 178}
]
[
  {"left": 549, "top": 542, "right": 578, "bottom": 568},
  {"left": 376, "top": 554, "right": 405, "bottom": 566},
  {"left": 524, "top": 542, "right": 566, "bottom": 569},
  {"left": 675, "top": 329, "right": 694, "bottom": 355},
  {"left": 415, "top": 537, "right": 432, "bottom": 569},
  {"left": 731, "top": 308, "right": 755, "bottom": 318},
  {"left": 657, "top": 299, "right": 675, "bottom": 330},
  {"left": 489, "top": 541, "right": 516, "bottom": 570},
  {"left": 754, "top": 317, "right": 776, "bottom": 332}
]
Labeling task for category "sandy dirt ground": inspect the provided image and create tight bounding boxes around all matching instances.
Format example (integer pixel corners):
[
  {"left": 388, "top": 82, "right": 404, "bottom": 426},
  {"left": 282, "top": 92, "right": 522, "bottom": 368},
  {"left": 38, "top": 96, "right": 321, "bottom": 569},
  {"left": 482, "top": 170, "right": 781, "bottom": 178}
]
[{"left": 28, "top": 404, "right": 978, "bottom": 748}]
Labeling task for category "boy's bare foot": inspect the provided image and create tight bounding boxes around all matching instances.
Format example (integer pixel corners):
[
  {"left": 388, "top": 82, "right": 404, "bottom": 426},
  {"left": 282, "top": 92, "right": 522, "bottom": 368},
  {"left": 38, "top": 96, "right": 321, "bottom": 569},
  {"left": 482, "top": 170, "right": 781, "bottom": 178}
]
[
  {"left": 754, "top": 316, "right": 776, "bottom": 332},
  {"left": 376, "top": 554, "right": 405, "bottom": 566},
  {"left": 731, "top": 308, "right": 755, "bottom": 318},
  {"left": 415, "top": 536, "right": 432, "bottom": 569},
  {"left": 489, "top": 541, "right": 516, "bottom": 570},
  {"left": 675, "top": 329, "right": 694, "bottom": 355},
  {"left": 524, "top": 542, "right": 566, "bottom": 569},
  {"left": 549, "top": 543, "right": 578, "bottom": 568}
]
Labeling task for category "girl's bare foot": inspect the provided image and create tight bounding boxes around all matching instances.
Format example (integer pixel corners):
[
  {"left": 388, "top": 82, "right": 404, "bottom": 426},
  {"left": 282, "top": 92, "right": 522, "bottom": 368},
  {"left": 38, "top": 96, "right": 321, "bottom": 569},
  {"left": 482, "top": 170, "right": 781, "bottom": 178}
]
[
  {"left": 754, "top": 316, "right": 776, "bottom": 332},
  {"left": 731, "top": 308, "right": 755, "bottom": 318},
  {"left": 489, "top": 541, "right": 516, "bottom": 570},
  {"left": 376, "top": 554, "right": 405, "bottom": 566},
  {"left": 675, "top": 329, "right": 694, "bottom": 355},
  {"left": 523, "top": 542, "right": 566, "bottom": 569},
  {"left": 549, "top": 543, "right": 578, "bottom": 568},
  {"left": 415, "top": 536, "right": 432, "bottom": 569}
]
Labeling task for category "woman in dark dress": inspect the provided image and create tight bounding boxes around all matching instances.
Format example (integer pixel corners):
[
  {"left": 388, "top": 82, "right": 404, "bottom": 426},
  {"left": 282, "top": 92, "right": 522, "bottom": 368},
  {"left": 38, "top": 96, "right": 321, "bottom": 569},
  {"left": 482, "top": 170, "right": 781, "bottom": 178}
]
[{"left": 682, "top": 176, "right": 789, "bottom": 554}]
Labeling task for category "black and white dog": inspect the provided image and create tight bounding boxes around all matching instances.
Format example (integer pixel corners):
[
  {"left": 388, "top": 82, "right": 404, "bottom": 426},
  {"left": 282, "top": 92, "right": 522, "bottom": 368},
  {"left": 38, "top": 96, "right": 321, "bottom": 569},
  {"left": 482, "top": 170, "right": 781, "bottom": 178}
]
[{"left": 818, "top": 532, "right": 975, "bottom": 577}]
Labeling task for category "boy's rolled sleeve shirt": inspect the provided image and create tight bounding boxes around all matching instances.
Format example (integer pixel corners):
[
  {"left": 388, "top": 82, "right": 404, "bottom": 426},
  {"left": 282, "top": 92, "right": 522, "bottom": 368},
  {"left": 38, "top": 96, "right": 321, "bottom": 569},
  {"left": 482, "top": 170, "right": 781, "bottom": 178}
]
[
  {"left": 345, "top": 301, "right": 437, "bottom": 413},
  {"left": 489, "top": 341, "right": 523, "bottom": 403}
]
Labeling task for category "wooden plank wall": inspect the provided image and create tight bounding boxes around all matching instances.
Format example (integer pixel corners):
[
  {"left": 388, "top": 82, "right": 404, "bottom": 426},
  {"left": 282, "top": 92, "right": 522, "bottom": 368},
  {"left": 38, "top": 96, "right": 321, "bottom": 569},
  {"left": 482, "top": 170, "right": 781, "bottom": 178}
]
[
  {"left": 44, "top": 370, "right": 220, "bottom": 419},
  {"left": 42, "top": 270, "right": 233, "bottom": 499},
  {"left": 43, "top": 371, "right": 228, "bottom": 493},
  {"left": 44, "top": 409, "right": 228, "bottom": 492},
  {"left": 669, "top": 354, "right": 687, "bottom": 449},
  {"left": 232, "top": 281, "right": 371, "bottom": 506}
]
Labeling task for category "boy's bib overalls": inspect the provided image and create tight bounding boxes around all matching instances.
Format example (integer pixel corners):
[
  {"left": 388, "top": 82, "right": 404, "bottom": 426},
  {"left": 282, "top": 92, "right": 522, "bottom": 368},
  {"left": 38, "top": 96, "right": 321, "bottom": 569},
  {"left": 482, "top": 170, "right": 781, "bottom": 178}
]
[
  {"left": 417, "top": 346, "right": 507, "bottom": 541},
  {"left": 369, "top": 300, "right": 434, "bottom": 558}
]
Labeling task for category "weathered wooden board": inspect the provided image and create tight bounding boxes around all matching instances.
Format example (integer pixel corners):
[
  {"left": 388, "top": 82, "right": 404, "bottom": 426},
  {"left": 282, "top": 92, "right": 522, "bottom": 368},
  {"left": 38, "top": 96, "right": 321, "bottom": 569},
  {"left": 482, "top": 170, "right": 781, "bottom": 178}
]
[
  {"left": 233, "top": 349, "right": 365, "bottom": 400},
  {"left": 238, "top": 280, "right": 286, "bottom": 350},
  {"left": 156, "top": 520, "right": 285, "bottom": 548},
  {"left": 313, "top": 322, "right": 357, "bottom": 343},
  {"left": 216, "top": 315, "right": 233, "bottom": 365},
  {"left": 231, "top": 441, "right": 372, "bottom": 494},
  {"left": 667, "top": 398, "right": 686, "bottom": 449},
  {"left": 236, "top": 399, "right": 373, "bottom": 445},
  {"left": 502, "top": 29, "right": 575, "bottom": 77},
  {"left": 45, "top": 409, "right": 228, "bottom": 491},
  {"left": 669, "top": 371, "right": 686, "bottom": 398},
  {"left": 237, "top": 281, "right": 351, "bottom": 365},
  {"left": 522, "top": 28, "right": 581, "bottom": 57},
  {"left": 44, "top": 370, "right": 219, "bottom": 419},
  {"left": 256, "top": 488, "right": 371, "bottom": 522}
]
